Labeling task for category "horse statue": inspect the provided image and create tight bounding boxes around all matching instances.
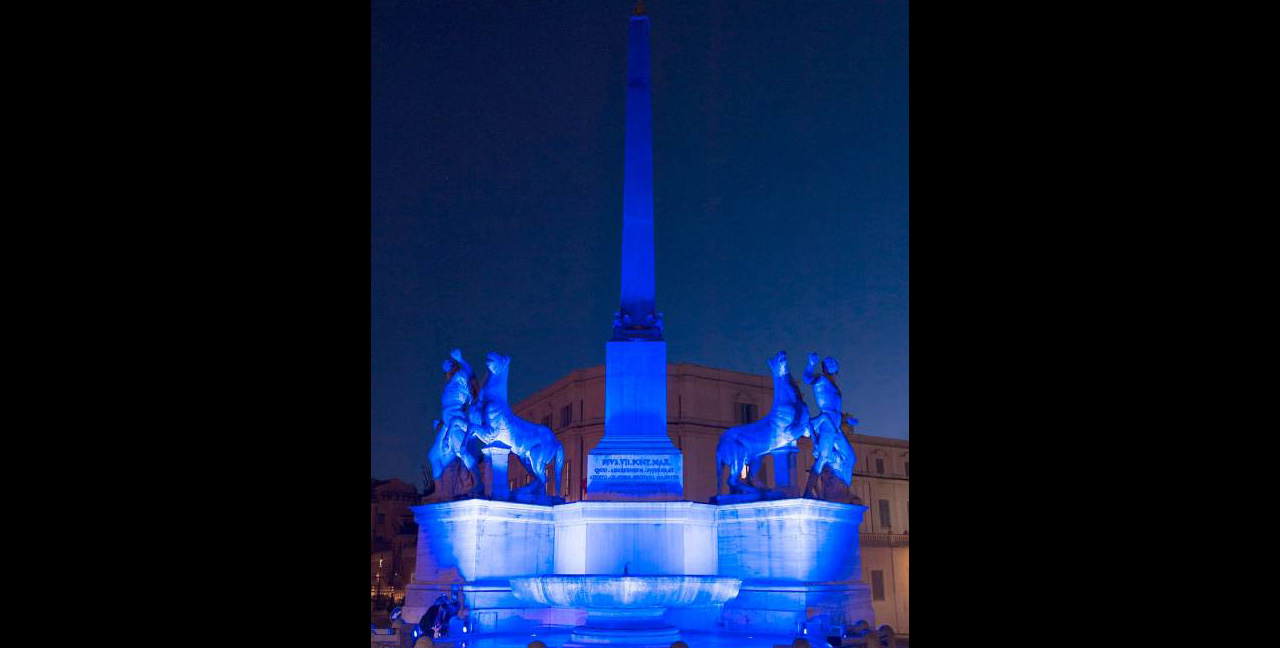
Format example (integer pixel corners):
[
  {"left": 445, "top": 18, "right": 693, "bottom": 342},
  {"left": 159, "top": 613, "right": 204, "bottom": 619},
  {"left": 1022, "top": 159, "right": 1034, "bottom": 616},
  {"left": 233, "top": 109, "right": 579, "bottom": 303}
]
[
  {"left": 716, "top": 351, "right": 812, "bottom": 496},
  {"left": 802, "top": 353, "right": 856, "bottom": 499},
  {"left": 474, "top": 352, "right": 565, "bottom": 499},
  {"left": 424, "top": 350, "right": 484, "bottom": 498}
]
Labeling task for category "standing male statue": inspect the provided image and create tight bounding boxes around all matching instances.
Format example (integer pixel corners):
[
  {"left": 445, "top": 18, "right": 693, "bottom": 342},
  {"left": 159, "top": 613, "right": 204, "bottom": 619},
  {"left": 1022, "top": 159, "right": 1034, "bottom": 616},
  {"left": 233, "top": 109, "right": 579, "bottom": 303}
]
[
  {"left": 424, "top": 350, "right": 484, "bottom": 498},
  {"left": 802, "top": 353, "right": 856, "bottom": 499}
]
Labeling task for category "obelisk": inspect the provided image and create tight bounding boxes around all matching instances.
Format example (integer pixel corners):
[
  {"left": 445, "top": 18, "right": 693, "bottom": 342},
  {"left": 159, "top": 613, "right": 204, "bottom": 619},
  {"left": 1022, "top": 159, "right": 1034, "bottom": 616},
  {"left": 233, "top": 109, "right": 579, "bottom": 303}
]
[{"left": 587, "top": 3, "right": 683, "bottom": 501}]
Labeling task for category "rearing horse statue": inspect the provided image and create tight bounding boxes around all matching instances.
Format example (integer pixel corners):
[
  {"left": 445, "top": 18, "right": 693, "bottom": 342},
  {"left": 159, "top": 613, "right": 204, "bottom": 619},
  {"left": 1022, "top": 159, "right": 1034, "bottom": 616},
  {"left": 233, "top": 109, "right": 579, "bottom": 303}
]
[
  {"left": 474, "top": 353, "right": 565, "bottom": 499},
  {"left": 717, "top": 351, "right": 812, "bottom": 496}
]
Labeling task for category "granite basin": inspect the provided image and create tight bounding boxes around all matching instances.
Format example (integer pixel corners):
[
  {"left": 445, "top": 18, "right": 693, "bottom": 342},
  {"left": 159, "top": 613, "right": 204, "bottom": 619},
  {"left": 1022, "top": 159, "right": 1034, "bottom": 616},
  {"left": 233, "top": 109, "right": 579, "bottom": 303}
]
[
  {"left": 509, "top": 575, "right": 742, "bottom": 610},
  {"left": 510, "top": 575, "right": 743, "bottom": 645}
]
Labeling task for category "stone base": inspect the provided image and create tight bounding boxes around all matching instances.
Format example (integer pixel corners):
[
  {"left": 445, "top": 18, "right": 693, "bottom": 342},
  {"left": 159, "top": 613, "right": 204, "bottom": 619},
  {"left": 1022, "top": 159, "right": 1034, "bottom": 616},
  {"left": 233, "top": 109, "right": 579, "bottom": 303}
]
[
  {"left": 407, "top": 500, "right": 556, "bottom": 625},
  {"left": 721, "top": 581, "right": 874, "bottom": 635},
  {"left": 717, "top": 499, "right": 868, "bottom": 582},
  {"left": 710, "top": 491, "right": 788, "bottom": 505},
  {"left": 509, "top": 493, "right": 566, "bottom": 506},
  {"left": 569, "top": 625, "right": 680, "bottom": 647},
  {"left": 584, "top": 490, "right": 682, "bottom": 502},
  {"left": 665, "top": 605, "right": 729, "bottom": 632},
  {"left": 567, "top": 607, "right": 681, "bottom": 647},
  {"left": 717, "top": 499, "right": 874, "bottom": 635},
  {"left": 455, "top": 581, "right": 583, "bottom": 635}
]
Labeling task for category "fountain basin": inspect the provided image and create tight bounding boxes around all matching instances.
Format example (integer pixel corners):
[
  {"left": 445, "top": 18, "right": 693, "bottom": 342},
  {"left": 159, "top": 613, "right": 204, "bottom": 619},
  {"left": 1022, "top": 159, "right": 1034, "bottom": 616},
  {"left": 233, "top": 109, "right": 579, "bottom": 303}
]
[
  {"left": 510, "top": 575, "right": 742, "bottom": 609},
  {"left": 510, "top": 575, "right": 742, "bottom": 646}
]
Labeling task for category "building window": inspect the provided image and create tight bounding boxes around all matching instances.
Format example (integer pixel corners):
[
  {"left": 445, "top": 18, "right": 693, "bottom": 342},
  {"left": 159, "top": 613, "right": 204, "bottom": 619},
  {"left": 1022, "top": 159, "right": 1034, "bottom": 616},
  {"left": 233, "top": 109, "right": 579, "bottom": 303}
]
[
  {"left": 542, "top": 415, "right": 553, "bottom": 430},
  {"left": 561, "top": 404, "right": 573, "bottom": 428},
  {"left": 904, "top": 462, "right": 910, "bottom": 478},
  {"left": 737, "top": 403, "right": 758, "bottom": 425},
  {"left": 876, "top": 458, "right": 885, "bottom": 475},
  {"left": 879, "top": 499, "right": 892, "bottom": 530},
  {"left": 871, "top": 571, "right": 886, "bottom": 601},
  {"left": 377, "top": 513, "right": 386, "bottom": 526}
]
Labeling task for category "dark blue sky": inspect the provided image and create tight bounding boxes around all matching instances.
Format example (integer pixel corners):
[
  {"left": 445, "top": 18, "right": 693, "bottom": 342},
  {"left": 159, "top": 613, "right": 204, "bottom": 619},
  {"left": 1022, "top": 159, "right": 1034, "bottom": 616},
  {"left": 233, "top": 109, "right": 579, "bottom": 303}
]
[{"left": 371, "top": 0, "right": 909, "bottom": 484}]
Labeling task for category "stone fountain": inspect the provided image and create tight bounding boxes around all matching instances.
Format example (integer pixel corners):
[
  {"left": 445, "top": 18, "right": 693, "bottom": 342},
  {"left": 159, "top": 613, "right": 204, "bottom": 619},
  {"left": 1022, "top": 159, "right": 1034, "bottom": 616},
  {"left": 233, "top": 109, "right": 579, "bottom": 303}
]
[{"left": 401, "top": 7, "right": 876, "bottom": 647}]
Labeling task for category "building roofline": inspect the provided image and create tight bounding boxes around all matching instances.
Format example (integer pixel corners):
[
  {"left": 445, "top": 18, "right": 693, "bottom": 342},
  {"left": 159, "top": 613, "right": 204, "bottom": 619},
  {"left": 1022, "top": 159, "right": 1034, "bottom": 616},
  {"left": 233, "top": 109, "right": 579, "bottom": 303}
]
[
  {"left": 510, "top": 366, "right": 909, "bottom": 448},
  {"left": 851, "top": 434, "right": 911, "bottom": 449},
  {"left": 515, "top": 363, "right": 778, "bottom": 409}
]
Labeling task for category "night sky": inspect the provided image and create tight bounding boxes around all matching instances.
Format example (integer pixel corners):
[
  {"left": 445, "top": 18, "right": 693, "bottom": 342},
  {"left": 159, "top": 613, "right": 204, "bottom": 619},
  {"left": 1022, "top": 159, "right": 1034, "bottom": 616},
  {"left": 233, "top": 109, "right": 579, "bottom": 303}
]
[{"left": 371, "top": 0, "right": 909, "bottom": 484}]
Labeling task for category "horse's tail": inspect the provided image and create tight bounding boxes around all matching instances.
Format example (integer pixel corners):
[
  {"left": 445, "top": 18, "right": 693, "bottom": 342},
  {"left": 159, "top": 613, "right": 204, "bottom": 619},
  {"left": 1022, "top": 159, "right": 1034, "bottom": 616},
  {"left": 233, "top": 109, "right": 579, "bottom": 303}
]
[
  {"left": 423, "top": 421, "right": 444, "bottom": 497},
  {"left": 422, "top": 461, "right": 436, "bottom": 497},
  {"left": 423, "top": 448, "right": 439, "bottom": 497},
  {"left": 554, "top": 444, "right": 565, "bottom": 498}
]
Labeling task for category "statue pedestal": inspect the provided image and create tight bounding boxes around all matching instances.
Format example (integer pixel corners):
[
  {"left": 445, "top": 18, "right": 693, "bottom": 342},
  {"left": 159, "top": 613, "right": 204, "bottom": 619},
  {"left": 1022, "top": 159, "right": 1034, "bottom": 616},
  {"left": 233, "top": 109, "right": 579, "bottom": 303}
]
[
  {"left": 482, "top": 447, "right": 511, "bottom": 500},
  {"left": 716, "top": 499, "right": 875, "bottom": 633},
  {"left": 406, "top": 500, "right": 556, "bottom": 630}
]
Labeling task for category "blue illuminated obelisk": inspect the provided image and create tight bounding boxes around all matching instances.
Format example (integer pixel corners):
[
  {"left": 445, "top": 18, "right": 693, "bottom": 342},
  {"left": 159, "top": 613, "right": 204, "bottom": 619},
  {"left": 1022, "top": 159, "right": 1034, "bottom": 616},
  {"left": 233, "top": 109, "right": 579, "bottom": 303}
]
[{"left": 587, "top": 4, "right": 683, "bottom": 501}]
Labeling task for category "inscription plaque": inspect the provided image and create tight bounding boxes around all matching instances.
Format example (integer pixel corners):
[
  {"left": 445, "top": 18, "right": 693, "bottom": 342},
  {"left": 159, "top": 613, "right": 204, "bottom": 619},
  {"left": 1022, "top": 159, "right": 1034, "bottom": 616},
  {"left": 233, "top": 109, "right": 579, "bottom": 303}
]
[{"left": 587, "top": 453, "right": 684, "bottom": 498}]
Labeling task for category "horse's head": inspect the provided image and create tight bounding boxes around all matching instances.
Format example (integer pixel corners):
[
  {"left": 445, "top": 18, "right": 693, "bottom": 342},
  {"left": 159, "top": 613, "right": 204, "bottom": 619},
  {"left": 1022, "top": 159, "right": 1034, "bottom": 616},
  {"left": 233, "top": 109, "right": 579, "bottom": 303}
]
[
  {"left": 443, "top": 358, "right": 460, "bottom": 380},
  {"left": 823, "top": 357, "right": 840, "bottom": 376},
  {"left": 486, "top": 352, "right": 511, "bottom": 378},
  {"left": 768, "top": 351, "right": 790, "bottom": 380}
]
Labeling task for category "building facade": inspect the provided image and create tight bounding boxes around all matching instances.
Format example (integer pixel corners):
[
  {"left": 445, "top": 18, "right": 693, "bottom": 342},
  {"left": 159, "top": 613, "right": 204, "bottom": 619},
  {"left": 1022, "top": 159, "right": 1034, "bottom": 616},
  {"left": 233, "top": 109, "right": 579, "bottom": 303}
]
[
  {"left": 413, "top": 363, "right": 910, "bottom": 634},
  {"left": 371, "top": 478, "right": 420, "bottom": 602}
]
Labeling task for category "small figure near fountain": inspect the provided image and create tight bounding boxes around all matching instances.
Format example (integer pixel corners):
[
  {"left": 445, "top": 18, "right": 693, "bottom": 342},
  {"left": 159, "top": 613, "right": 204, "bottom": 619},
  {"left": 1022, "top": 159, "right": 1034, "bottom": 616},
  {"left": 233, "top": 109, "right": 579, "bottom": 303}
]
[
  {"left": 421, "top": 587, "right": 462, "bottom": 639},
  {"left": 802, "top": 353, "right": 857, "bottom": 500},
  {"left": 716, "top": 351, "right": 812, "bottom": 501}
]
